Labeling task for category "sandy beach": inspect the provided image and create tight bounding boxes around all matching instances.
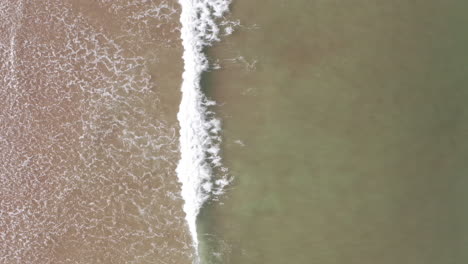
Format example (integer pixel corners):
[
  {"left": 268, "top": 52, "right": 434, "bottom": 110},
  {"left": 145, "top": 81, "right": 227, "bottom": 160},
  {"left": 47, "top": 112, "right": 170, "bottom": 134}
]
[{"left": 0, "top": 1, "right": 193, "bottom": 263}]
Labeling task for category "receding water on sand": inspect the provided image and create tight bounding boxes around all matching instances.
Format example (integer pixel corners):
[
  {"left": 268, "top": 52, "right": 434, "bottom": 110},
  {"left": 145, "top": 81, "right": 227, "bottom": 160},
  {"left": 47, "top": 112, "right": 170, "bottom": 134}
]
[{"left": 0, "top": 1, "right": 193, "bottom": 263}]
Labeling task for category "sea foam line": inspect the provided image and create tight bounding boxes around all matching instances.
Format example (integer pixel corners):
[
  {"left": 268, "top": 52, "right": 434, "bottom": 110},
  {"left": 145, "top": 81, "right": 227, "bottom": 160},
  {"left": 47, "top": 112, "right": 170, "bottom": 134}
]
[{"left": 176, "top": 0, "right": 231, "bottom": 262}]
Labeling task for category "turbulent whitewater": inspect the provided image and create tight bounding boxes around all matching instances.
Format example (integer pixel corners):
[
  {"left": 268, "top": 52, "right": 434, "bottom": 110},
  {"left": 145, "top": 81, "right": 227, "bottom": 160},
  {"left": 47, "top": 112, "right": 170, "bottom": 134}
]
[{"left": 176, "top": 0, "right": 232, "bottom": 260}]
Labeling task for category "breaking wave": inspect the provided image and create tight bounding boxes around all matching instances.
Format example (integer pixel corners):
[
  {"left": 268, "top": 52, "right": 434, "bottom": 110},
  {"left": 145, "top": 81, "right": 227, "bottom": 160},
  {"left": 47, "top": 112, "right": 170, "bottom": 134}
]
[{"left": 176, "top": 0, "right": 232, "bottom": 262}]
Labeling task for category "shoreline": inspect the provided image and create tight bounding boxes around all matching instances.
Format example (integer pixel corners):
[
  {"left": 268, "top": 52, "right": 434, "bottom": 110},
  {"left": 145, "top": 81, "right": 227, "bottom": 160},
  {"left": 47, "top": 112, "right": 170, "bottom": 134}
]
[{"left": 175, "top": 0, "right": 232, "bottom": 261}]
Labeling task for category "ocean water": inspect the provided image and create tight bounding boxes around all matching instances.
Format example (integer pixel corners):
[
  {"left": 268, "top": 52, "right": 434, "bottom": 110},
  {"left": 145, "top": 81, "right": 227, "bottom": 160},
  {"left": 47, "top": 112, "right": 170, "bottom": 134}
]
[
  {"left": 2, "top": 0, "right": 468, "bottom": 264},
  {"left": 197, "top": 0, "right": 468, "bottom": 264}
]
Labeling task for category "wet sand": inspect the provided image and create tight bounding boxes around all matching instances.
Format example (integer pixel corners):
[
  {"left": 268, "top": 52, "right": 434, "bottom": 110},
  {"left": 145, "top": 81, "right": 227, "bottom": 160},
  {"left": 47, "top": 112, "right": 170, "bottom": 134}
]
[{"left": 0, "top": 1, "right": 193, "bottom": 263}]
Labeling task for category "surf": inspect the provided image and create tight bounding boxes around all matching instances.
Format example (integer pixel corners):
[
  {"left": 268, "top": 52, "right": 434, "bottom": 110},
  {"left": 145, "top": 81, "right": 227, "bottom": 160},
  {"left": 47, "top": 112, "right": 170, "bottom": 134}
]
[{"left": 176, "top": 0, "right": 232, "bottom": 262}]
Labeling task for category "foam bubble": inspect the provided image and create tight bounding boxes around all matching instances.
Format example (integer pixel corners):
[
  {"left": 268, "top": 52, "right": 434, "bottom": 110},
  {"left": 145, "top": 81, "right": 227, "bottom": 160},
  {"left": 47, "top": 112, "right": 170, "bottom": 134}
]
[{"left": 176, "top": 0, "right": 232, "bottom": 262}]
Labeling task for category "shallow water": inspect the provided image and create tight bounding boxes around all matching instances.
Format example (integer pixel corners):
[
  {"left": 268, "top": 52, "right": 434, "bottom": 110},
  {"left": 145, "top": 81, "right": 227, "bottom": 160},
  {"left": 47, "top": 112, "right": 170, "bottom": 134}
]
[
  {"left": 199, "top": 1, "right": 468, "bottom": 263},
  {"left": 0, "top": 1, "right": 193, "bottom": 263}
]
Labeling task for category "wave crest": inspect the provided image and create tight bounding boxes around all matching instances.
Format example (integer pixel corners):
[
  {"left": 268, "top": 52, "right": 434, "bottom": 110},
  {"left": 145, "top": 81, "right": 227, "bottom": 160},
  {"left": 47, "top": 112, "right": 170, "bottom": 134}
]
[{"left": 176, "top": 0, "right": 232, "bottom": 262}]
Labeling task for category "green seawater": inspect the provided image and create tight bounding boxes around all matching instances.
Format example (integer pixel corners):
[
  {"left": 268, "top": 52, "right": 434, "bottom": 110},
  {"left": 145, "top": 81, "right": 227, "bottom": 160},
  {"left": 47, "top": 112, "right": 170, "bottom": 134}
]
[{"left": 199, "top": 1, "right": 468, "bottom": 263}]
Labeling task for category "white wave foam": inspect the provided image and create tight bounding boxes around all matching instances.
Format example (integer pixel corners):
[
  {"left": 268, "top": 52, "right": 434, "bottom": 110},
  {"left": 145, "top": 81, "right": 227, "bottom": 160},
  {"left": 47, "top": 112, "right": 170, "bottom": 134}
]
[{"left": 176, "top": 0, "right": 231, "bottom": 262}]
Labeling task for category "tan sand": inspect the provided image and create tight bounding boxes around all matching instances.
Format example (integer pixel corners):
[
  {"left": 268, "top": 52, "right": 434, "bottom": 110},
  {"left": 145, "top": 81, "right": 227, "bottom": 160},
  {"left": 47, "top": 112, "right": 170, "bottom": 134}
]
[{"left": 0, "top": 0, "right": 193, "bottom": 263}]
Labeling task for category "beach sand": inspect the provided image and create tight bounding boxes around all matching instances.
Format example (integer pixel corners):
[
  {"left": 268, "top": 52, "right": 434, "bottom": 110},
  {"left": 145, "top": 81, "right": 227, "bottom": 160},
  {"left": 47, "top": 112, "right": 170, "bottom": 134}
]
[{"left": 0, "top": 1, "right": 193, "bottom": 263}]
